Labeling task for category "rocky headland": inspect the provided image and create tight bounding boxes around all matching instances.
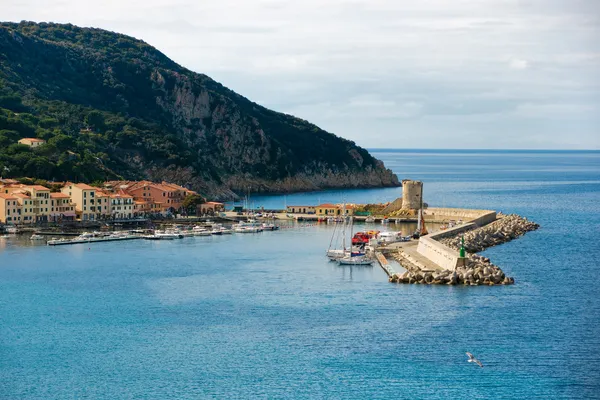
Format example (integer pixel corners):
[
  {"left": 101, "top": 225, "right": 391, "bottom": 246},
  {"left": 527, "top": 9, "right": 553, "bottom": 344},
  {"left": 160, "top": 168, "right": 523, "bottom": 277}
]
[
  {"left": 389, "top": 214, "right": 540, "bottom": 286},
  {"left": 0, "top": 22, "right": 399, "bottom": 200}
]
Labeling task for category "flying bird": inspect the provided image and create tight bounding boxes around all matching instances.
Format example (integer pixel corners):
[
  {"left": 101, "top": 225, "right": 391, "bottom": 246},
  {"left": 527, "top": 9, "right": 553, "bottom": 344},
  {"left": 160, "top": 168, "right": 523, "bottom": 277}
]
[{"left": 466, "top": 352, "right": 483, "bottom": 367}]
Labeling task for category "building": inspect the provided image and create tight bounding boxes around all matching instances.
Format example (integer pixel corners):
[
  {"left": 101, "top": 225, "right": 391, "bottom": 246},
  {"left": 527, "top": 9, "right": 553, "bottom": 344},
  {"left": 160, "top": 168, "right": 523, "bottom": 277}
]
[
  {"left": 49, "top": 193, "right": 76, "bottom": 222},
  {"left": 0, "top": 193, "right": 20, "bottom": 224},
  {"left": 119, "top": 180, "right": 195, "bottom": 215},
  {"left": 18, "top": 138, "right": 46, "bottom": 148},
  {"left": 61, "top": 182, "right": 98, "bottom": 221},
  {"left": 198, "top": 201, "right": 225, "bottom": 215},
  {"left": 3, "top": 184, "right": 52, "bottom": 223},
  {"left": 316, "top": 204, "right": 341, "bottom": 216},
  {"left": 316, "top": 204, "right": 354, "bottom": 216},
  {"left": 109, "top": 192, "right": 134, "bottom": 219},
  {"left": 94, "top": 190, "right": 112, "bottom": 219},
  {"left": 286, "top": 205, "right": 316, "bottom": 214}
]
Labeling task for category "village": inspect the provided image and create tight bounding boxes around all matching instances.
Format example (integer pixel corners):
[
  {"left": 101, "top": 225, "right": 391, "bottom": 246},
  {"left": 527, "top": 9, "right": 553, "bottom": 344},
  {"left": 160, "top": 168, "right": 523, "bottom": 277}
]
[{"left": 0, "top": 178, "right": 226, "bottom": 226}]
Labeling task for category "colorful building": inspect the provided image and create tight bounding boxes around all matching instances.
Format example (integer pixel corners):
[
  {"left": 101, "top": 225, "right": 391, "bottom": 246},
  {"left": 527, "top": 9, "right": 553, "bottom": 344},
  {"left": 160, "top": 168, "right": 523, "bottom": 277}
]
[
  {"left": 61, "top": 182, "right": 98, "bottom": 221},
  {"left": 286, "top": 205, "right": 316, "bottom": 214},
  {"left": 109, "top": 192, "right": 134, "bottom": 219},
  {"left": 0, "top": 193, "right": 20, "bottom": 224},
  {"left": 49, "top": 192, "right": 76, "bottom": 221}
]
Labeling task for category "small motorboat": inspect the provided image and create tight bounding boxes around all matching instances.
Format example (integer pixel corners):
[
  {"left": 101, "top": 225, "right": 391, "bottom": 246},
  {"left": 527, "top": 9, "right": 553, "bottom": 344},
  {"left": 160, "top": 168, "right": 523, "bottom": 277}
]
[{"left": 30, "top": 234, "right": 45, "bottom": 240}]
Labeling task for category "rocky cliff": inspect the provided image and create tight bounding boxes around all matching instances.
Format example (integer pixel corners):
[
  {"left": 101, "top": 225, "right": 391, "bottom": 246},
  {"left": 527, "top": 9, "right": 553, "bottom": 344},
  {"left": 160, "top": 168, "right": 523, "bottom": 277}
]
[{"left": 0, "top": 21, "right": 399, "bottom": 199}]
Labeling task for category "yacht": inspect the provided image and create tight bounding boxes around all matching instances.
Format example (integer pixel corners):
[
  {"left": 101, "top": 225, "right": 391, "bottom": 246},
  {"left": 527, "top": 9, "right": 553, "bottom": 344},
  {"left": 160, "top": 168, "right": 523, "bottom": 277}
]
[{"left": 337, "top": 254, "right": 373, "bottom": 266}]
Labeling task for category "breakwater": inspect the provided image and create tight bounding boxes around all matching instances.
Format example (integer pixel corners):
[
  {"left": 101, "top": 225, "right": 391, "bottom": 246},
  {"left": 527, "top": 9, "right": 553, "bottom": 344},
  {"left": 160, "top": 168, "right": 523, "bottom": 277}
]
[
  {"left": 389, "top": 213, "right": 539, "bottom": 286},
  {"left": 439, "top": 213, "right": 540, "bottom": 253}
]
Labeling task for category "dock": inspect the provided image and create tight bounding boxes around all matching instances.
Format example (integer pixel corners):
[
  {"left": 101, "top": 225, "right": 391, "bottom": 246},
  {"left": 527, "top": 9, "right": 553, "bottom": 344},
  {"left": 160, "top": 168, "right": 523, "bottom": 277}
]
[
  {"left": 374, "top": 251, "right": 396, "bottom": 277},
  {"left": 47, "top": 235, "right": 142, "bottom": 246}
]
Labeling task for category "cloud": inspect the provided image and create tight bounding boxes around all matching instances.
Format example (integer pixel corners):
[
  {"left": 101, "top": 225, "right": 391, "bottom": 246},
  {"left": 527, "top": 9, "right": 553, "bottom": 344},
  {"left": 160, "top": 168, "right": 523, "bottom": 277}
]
[
  {"left": 509, "top": 58, "right": 529, "bottom": 70},
  {"left": 2, "top": 0, "right": 599, "bottom": 149}
]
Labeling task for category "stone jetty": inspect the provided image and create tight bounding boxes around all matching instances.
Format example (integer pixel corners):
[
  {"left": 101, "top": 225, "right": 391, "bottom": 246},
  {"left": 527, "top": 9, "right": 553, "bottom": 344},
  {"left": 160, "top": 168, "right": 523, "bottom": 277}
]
[
  {"left": 389, "top": 213, "right": 539, "bottom": 286},
  {"left": 439, "top": 214, "right": 540, "bottom": 253}
]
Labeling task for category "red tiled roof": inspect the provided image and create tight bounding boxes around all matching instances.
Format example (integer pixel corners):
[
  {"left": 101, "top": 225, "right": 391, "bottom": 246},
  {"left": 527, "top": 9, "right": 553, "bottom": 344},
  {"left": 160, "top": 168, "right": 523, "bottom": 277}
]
[
  {"left": 24, "top": 185, "right": 50, "bottom": 191},
  {"left": 50, "top": 193, "right": 70, "bottom": 198},
  {"left": 0, "top": 193, "right": 17, "bottom": 200},
  {"left": 317, "top": 203, "right": 338, "bottom": 208},
  {"left": 19, "top": 138, "right": 46, "bottom": 142}
]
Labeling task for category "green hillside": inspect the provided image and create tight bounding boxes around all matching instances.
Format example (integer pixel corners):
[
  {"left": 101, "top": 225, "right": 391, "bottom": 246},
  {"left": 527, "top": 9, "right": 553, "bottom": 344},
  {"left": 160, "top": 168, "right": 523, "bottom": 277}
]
[{"left": 0, "top": 21, "right": 399, "bottom": 198}]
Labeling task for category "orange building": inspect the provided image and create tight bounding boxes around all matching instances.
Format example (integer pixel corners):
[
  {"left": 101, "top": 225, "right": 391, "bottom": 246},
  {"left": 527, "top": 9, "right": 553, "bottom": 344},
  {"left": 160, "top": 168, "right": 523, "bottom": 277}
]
[
  {"left": 122, "top": 180, "right": 195, "bottom": 215},
  {"left": 0, "top": 193, "right": 20, "bottom": 224},
  {"left": 61, "top": 182, "right": 98, "bottom": 221},
  {"left": 49, "top": 192, "right": 76, "bottom": 221}
]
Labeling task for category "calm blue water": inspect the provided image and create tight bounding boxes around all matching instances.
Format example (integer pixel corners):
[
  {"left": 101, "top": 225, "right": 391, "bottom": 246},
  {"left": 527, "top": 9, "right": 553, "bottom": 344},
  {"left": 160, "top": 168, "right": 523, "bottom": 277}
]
[{"left": 1, "top": 150, "right": 599, "bottom": 399}]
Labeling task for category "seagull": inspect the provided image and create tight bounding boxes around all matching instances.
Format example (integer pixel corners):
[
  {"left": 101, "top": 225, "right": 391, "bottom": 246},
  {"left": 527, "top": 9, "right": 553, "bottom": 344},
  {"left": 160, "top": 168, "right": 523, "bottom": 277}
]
[{"left": 466, "top": 352, "right": 483, "bottom": 367}]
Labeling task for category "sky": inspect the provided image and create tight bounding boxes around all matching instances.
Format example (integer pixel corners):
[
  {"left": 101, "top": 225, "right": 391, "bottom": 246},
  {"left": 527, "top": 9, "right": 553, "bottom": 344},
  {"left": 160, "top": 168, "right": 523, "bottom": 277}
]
[{"left": 3, "top": 0, "right": 600, "bottom": 149}]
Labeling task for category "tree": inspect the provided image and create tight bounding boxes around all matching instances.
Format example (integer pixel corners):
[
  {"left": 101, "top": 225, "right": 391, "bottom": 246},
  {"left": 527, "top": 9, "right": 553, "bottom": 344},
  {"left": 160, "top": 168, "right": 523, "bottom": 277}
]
[
  {"left": 181, "top": 194, "right": 205, "bottom": 215},
  {"left": 84, "top": 111, "right": 105, "bottom": 132}
]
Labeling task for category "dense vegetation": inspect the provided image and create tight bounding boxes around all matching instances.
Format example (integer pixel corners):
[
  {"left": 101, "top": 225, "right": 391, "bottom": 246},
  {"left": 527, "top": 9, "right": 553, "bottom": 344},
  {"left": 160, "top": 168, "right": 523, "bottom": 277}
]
[{"left": 0, "top": 21, "right": 398, "bottom": 195}]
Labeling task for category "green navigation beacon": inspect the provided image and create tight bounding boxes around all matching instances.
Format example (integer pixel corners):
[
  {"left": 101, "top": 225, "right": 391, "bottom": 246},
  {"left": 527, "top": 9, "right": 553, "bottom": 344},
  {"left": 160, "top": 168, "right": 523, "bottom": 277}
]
[{"left": 459, "top": 235, "right": 466, "bottom": 258}]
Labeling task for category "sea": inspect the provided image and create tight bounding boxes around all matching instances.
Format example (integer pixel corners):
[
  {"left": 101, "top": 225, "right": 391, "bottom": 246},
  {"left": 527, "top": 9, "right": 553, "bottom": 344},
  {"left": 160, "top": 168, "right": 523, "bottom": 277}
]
[{"left": 1, "top": 149, "right": 599, "bottom": 399}]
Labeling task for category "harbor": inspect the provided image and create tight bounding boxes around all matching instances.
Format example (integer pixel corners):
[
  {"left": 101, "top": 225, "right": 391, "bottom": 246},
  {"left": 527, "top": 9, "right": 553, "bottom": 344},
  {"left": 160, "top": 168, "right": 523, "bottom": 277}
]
[{"left": 323, "top": 180, "right": 539, "bottom": 286}]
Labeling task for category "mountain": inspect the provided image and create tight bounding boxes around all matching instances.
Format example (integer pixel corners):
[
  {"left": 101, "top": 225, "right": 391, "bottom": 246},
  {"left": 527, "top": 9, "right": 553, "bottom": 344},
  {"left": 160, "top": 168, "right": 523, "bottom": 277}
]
[{"left": 0, "top": 21, "right": 399, "bottom": 199}]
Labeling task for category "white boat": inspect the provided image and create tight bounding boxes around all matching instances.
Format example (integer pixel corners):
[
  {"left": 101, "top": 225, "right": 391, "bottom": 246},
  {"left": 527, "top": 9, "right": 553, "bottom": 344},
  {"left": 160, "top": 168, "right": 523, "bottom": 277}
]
[
  {"left": 365, "top": 216, "right": 375, "bottom": 223},
  {"left": 144, "top": 231, "right": 183, "bottom": 240},
  {"left": 30, "top": 234, "right": 45, "bottom": 240},
  {"left": 6, "top": 226, "right": 19, "bottom": 234},
  {"left": 261, "top": 223, "right": 279, "bottom": 231},
  {"left": 326, "top": 203, "right": 351, "bottom": 260},
  {"left": 234, "top": 220, "right": 263, "bottom": 233},
  {"left": 192, "top": 226, "right": 212, "bottom": 236},
  {"left": 337, "top": 254, "right": 373, "bottom": 265},
  {"left": 378, "top": 231, "right": 401, "bottom": 243},
  {"left": 327, "top": 249, "right": 349, "bottom": 260}
]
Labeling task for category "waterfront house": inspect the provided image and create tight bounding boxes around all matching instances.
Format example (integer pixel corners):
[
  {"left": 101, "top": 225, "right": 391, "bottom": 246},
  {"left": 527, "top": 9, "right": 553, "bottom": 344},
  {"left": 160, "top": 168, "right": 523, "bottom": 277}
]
[
  {"left": 12, "top": 192, "right": 35, "bottom": 223},
  {"left": 124, "top": 180, "right": 196, "bottom": 214},
  {"left": 316, "top": 204, "right": 341, "bottom": 216},
  {"left": 286, "top": 205, "right": 316, "bottom": 214},
  {"left": 3, "top": 184, "right": 52, "bottom": 223},
  {"left": 109, "top": 192, "right": 134, "bottom": 219},
  {"left": 61, "top": 182, "right": 97, "bottom": 221},
  {"left": 0, "top": 193, "right": 20, "bottom": 224},
  {"left": 49, "top": 192, "right": 76, "bottom": 222},
  {"left": 17, "top": 138, "right": 46, "bottom": 148},
  {"left": 94, "top": 189, "right": 112, "bottom": 219},
  {"left": 198, "top": 201, "right": 225, "bottom": 215}
]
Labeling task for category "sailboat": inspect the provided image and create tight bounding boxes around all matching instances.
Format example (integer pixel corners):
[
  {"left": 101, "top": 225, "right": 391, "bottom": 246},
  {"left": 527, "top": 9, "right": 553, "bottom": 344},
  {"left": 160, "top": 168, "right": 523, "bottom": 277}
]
[
  {"left": 326, "top": 204, "right": 349, "bottom": 260},
  {"left": 337, "top": 208, "right": 373, "bottom": 265}
]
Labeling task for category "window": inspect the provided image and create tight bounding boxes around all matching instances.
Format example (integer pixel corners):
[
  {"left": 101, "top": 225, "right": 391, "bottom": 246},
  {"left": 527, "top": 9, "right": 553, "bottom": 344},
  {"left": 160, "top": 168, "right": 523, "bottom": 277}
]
[
  {"left": 91, "top": 192, "right": 94, "bottom": 198},
  {"left": 84, "top": 200, "right": 86, "bottom": 205},
  {"left": 84, "top": 192, "right": 87, "bottom": 198}
]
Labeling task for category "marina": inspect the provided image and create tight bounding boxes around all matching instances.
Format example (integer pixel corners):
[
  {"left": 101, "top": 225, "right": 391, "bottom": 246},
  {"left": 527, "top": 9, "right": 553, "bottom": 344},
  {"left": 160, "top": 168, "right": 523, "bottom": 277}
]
[{"left": 0, "top": 150, "right": 597, "bottom": 399}]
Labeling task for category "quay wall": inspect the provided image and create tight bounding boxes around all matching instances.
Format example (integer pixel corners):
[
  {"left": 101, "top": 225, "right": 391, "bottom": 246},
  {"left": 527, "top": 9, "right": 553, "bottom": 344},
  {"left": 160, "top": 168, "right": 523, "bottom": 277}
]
[
  {"left": 423, "top": 208, "right": 496, "bottom": 227},
  {"left": 416, "top": 222, "right": 479, "bottom": 271}
]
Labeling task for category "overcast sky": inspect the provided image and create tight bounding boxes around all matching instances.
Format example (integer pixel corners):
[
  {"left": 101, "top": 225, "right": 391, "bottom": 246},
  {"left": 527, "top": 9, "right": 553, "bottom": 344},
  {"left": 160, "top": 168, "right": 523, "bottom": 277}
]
[{"left": 4, "top": 0, "right": 600, "bottom": 149}]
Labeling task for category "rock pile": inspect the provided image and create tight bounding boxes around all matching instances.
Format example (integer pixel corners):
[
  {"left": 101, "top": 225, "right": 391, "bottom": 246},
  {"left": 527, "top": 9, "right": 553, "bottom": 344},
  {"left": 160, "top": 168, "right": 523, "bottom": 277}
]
[
  {"left": 389, "top": 254, "right": 515, "bottom": 285},
  {"left": 439, "top": 214, "right": 539, "bottom": 253},
  {"left": 389, "top": 213, "right": 539, "bottom": 286}
]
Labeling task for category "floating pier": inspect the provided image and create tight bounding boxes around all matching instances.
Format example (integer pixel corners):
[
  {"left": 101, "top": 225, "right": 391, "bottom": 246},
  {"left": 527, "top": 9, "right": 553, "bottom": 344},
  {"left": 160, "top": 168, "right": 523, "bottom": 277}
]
[{"left": 47, "top": 235, "right": 142, "bottom": 246}]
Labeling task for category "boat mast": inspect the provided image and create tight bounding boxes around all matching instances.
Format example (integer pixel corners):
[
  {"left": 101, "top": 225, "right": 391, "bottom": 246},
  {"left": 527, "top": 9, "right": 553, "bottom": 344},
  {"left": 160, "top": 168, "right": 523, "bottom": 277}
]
[{"left": 342, "top": 202, "right": 346, "bottom": 251}]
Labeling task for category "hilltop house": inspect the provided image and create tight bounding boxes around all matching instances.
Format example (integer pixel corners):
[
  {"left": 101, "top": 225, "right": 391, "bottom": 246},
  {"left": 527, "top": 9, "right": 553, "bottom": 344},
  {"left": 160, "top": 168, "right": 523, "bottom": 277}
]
[{"left": 18, "top": 138, "right": 46, "bottom": 147}]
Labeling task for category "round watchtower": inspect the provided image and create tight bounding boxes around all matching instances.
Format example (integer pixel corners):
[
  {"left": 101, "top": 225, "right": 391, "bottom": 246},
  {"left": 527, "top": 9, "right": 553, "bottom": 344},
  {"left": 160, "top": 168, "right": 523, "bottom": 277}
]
[{"left": 401, "top": 180, "right": 423, "bottom": 210}]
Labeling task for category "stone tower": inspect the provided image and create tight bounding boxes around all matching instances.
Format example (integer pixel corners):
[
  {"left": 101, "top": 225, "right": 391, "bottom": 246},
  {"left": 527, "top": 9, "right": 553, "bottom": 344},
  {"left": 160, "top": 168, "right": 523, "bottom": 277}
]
[{"left": 401, "top": 180, "right": 423, "bottom": 210}]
